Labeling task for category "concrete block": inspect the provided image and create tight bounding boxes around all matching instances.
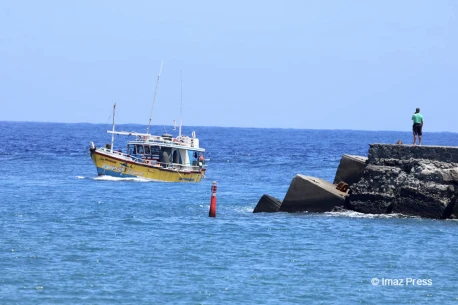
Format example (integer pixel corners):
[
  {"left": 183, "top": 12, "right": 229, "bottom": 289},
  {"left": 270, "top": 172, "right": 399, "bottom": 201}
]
[
  {"left": 333, "top": 154, "right": 367, "bottom": 186},
  {"left": 280, "top": 174, "right": 348, "bottom": 213},
  {"left": 253, "top": 194, "right": 282, "bottom": 213}
]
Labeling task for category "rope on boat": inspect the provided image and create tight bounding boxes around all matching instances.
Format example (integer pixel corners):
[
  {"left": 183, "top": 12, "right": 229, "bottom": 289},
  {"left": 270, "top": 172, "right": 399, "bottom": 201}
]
[{"left": 175, "top": 168, "right": 184, "bottom": 180}]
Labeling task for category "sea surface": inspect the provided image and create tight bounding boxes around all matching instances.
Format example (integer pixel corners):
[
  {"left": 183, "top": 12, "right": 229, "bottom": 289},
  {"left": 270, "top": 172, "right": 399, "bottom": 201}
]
[{"left": 1, "top": 122, "right": 457, "bottom": 304}]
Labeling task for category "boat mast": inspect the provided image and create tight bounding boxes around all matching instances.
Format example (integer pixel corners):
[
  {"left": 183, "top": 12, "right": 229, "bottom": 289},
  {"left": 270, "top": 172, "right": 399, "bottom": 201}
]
[
  {"left": 179, "top": 70, "right": 183, "bottom": 138},
  {"left": 146, "top": 61, "right": 164, "bottom": 135},
  {"left": 110, "top": 103, "right": 116, "bottom": 153}
]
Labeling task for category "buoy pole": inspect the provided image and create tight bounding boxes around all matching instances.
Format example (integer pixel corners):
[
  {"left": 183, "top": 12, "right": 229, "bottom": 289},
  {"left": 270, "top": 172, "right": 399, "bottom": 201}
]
[{"left": 209, "top": 181, "right": 217, "bottom": 217}]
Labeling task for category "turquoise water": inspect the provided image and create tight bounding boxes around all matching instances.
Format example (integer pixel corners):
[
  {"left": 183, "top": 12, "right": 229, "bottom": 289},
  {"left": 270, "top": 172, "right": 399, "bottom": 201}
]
[{"left": 1, "top": 122, "right": 457, "bottom": 304}]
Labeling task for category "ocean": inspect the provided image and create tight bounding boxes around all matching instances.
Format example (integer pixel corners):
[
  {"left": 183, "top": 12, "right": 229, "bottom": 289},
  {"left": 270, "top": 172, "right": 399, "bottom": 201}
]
[{"left": 1, "top": 122, "right": 457, "bottom": 304}]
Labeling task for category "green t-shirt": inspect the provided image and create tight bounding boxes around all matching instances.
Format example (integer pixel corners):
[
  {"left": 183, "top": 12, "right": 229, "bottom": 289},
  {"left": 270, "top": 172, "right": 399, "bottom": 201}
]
[{"left": 412, "top": 113, "right": 424, "bottom": 124}]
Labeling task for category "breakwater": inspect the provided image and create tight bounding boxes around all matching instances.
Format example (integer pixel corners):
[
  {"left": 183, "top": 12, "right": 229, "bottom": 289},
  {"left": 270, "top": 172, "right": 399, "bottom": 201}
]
[{"left": 255, "top": 144, "right": 458, "bottom": 219}]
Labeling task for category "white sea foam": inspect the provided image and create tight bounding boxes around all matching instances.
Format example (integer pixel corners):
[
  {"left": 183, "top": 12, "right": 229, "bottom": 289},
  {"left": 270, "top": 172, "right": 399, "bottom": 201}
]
[
  {"left": 234, "top": 206, "right": 255, "bottom": 213},
  {"left": 93, "top": 175, "right": 151, "bottom": 182},
  {"left": 324, "top": 210, "right": 419, "bottom": 219},
  {"left": 76, "top": 176, "right": 85, "bottom": 179}
]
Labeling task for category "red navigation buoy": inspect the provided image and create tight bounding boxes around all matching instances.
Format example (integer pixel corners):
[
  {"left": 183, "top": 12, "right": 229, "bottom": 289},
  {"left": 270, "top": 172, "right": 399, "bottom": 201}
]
[{"left": 209, "top": 181, "right": 217, "bottom": 217}]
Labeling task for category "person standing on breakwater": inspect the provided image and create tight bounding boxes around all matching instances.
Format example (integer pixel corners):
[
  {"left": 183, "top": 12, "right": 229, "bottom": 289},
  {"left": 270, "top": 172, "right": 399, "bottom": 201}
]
[{"left": 412, "top": 108, "right": 424, "bottom": 145}]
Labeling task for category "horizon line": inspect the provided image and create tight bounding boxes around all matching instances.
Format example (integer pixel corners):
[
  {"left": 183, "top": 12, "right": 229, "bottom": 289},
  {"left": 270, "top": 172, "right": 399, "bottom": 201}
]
[{"left": 0, "top": 120, "right": 456, "bottom": 134}]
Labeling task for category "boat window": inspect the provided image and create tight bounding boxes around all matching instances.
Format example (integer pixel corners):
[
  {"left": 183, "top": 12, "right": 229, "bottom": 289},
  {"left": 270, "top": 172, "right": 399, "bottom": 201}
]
[
  {"left": 144, "top": 145, "right": 151, "bottom": 155},
  {"left": 173, "top": 150, "right": 179, "bottom": 164},
  {"left": 136, "top": 145, "right": 144, "bottom": 154},
  {"left": 151, "top": 146, "right": 160, "bottom": 160},
  {"left": 127, "top": 144, "right": 135, "bottom": 155}
]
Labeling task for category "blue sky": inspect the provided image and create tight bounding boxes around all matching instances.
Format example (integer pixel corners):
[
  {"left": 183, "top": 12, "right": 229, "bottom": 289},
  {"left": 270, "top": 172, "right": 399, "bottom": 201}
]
[{"left": 1, "top": 1, "right": 457, "bottom": 132}]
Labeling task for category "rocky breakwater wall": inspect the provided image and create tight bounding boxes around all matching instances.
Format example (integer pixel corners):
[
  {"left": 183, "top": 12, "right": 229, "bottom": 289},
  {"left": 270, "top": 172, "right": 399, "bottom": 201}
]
[
  {"left": 348, "top": 144, "right": 458, "bottom": 219},
  {"left": 254, "top": 145, "right": 458, "bottom": 219}
]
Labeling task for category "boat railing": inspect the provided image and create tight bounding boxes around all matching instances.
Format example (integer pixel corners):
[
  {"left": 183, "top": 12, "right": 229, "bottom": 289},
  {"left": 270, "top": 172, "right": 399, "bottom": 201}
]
[
  {"left": 99, "top": 147, "right": 204, "bottom": 171},
  {"left": 141, "top": 159, "right": 204, "bottom": 172},
  {"left": 128, "top": 153, "right": 205, "bottom": 172},
  {"left": 131, "top": 134, "right": 200, "bottom": 149}
]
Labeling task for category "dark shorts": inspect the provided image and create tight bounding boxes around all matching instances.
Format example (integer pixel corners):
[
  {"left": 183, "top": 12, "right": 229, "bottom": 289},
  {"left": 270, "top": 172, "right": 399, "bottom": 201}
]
[{"left": 413, "top": 123, "right": 422, "bottom": 136}]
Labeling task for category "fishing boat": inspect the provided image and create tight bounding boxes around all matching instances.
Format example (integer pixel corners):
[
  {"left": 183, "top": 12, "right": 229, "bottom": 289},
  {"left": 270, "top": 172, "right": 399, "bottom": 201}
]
[{"left": 89, "top": 65, "right": 207, "bottom": 182}]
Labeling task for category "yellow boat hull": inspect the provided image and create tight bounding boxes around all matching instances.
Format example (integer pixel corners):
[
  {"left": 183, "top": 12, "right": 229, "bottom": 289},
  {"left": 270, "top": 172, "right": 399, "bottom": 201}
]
[{"left": 90, "top": 150, "right": 205, "bottom": 183}]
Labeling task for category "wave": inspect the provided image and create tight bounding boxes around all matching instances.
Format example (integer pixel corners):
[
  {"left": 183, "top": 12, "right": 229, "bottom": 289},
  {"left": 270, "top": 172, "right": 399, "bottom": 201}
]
[
  {"left": 74, "top": 175, "right": 151, "bottom": 182},
  {"left": 324, "top": 210, "right": 420, "bottom": 219}
]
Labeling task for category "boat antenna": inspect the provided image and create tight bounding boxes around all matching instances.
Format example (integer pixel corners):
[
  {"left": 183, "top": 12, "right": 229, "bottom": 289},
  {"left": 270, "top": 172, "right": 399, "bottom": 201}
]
[
  {"left": 179, "top": 70, "right": 183, "bottom": 138},
  {"left": 146, "top": 61, "right": 163, "bottom": 135},
  {"left": 110, "top": 103, "right": 116, "bottom": 153}
]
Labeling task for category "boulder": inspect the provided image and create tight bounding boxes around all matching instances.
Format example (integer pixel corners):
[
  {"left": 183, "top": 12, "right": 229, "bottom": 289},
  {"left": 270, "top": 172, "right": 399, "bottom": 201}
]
[
  {"left": 333, "top": 154, "right": 367, "bottom": 186},
  {"left": 253, "top": 194, "right": 282, "bottom": 213},
  {"left": 280, "top": 174, "right": 348, "bottom": 213}
]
